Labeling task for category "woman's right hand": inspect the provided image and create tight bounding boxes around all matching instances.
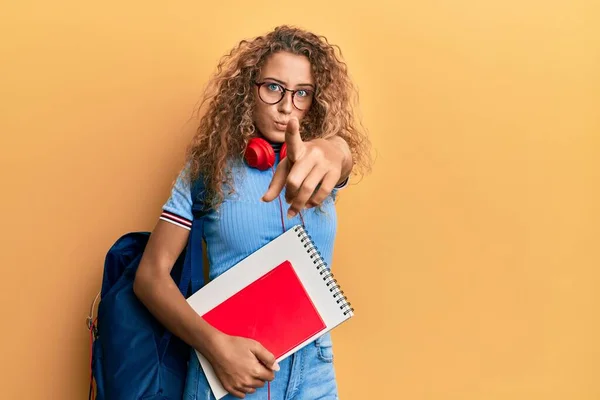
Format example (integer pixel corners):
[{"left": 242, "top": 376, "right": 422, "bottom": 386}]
[{"left": 205, "top": 332, "right": 280, "bottom": 398}]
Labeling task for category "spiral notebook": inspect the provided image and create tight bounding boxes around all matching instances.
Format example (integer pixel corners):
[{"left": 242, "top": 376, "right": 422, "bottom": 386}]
[{"left": 186, "top": 224, "right": 354, "bottom": 399}]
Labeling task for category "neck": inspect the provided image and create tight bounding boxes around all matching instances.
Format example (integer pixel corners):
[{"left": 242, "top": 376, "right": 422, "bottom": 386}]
[{"left": 259, "top": 135, "right": 284, "bottom": 153}]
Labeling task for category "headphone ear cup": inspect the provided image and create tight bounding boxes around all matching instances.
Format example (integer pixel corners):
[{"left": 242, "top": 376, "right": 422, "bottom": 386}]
[
  {"left": 244, "top": 137, "right": 276, "bottom": 170},
  {"left": 280, "top": 143, "right": 287, "bottom": 160}
]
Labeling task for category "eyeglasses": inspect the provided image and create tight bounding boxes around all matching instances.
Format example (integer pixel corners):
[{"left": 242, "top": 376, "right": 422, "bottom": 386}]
[{"left": 254, "top": 81, "right": 315, "bottom": 111}]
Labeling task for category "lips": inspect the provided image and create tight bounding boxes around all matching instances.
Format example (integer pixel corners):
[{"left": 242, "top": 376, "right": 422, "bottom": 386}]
[{"left": 274, "top": 121, "right": 288, "bottom": 131}]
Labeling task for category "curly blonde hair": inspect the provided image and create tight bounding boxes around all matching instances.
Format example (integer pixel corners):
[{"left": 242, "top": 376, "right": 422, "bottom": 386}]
[{"left": 184, "top": 25, "right": 371, "bottom": 209}]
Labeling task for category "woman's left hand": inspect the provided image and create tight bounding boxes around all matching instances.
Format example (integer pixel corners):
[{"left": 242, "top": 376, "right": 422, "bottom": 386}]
[{"left": 261, "top": 117, "right": 351, "bottom": 218}]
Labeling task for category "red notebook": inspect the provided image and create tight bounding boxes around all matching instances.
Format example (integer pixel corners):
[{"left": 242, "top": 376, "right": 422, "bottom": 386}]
[
  {"left": 202, "top": 260, "right": 326, "bottom": 358},
  {"left": 186, "top": 225, "right": 354, "bottom": 399}
]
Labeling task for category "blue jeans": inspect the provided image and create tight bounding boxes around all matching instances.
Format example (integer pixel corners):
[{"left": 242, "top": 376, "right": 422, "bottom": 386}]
[{"left": 183, "top": 333, "right": 339, "bottom": 400}]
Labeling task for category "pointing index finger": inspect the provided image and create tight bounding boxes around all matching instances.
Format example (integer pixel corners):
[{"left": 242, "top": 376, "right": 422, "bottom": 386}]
[{"left": 284, "top": 117, "right": 304, "bottom": 162}]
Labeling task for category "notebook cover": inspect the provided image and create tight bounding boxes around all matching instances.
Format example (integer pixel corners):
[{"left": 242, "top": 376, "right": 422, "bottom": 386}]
[{"left": 201, "top": 260, "right": 327, "bottom": 358}]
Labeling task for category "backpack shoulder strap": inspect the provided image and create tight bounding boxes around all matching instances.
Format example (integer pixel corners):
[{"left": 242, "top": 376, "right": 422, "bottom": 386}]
[
  {"left": 173, "top": 175, "right": 209, "bottom": 297},
  {"left": 189, "top": 177, "right": 209, "bottom": 294}
]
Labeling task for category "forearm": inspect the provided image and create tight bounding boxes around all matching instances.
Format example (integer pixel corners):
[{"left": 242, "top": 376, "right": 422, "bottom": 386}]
[{"left": 133, "top": 268, "right": 221, "bottom": 357}]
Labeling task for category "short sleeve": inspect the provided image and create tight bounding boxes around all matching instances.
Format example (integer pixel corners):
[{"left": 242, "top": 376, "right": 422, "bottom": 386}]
[{"left": 159, "top": 166, "right": 193, "bottom": 230}]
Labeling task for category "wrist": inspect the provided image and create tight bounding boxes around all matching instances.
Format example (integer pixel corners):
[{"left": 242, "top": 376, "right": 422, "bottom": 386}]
[
  {"left": 190, "top": 316, "right": 225, "bottom": 358},
  {"left": 326, "top": 136, "right": 352, "bottom": 184}
]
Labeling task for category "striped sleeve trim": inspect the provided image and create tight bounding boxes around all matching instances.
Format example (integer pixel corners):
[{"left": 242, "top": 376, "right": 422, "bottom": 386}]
[{"left": 160, "top": 211, "right": 192, "bottom": 231}]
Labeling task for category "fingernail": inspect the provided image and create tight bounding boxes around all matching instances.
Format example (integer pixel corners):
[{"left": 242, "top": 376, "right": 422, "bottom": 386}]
[
  {"left": 272, "top": 361, "right": 280, "bottom": 371},
  {"left": 287, "top": 210, "right": 296, "bottom": 219}
]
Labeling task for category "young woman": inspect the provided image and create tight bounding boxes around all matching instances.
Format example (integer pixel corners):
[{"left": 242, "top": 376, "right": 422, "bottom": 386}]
[{"left": 133, "top": 25, "right": 371, "bottom": 399}]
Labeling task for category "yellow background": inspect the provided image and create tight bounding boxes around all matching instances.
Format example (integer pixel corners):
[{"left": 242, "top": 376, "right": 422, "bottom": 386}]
[{"left": 1, "top": 0, "right": 598, "bottom": 399}]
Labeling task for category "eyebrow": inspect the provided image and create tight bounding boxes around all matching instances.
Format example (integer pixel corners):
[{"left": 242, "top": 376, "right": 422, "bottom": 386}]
[{"left": 263, "top": 77, "right": 315, "bottom": 89}]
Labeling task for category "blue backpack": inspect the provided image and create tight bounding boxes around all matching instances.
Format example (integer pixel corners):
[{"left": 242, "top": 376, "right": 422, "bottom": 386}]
[{"left": 89, "top": 179, "right": 209, "bottom": 400}]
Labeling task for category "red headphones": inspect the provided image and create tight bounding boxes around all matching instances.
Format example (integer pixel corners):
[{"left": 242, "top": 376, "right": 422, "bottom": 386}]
[{"left": 244, "top": 137, "right": 287, "bottom": 170}]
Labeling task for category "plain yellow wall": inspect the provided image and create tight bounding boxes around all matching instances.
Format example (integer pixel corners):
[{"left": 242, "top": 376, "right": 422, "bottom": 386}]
[{"left": 1, "top": 0, "right": 598, "bottom": 399}]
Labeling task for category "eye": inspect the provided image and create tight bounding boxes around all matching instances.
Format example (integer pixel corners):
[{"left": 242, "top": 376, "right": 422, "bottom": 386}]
[
  {"left": 296, "top": 90, "right": 309, "bottom": 97},
  {"left": 266, "top": 83, "right": 282, "bottom": 92}
]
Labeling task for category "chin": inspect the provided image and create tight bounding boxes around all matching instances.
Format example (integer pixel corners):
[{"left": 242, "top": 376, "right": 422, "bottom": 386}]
[{"left": 260, "top": 131, "right": 285, "bottom": 143}]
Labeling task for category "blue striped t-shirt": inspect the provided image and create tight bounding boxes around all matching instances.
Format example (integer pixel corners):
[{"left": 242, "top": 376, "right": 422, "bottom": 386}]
[{"left": 161, "top": 153, "right": 345, "bottom": 281}]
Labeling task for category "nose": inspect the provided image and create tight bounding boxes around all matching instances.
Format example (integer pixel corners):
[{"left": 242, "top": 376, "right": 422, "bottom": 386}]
[{"left": 277, "top": 91, "right": 293, "bottom": 115}]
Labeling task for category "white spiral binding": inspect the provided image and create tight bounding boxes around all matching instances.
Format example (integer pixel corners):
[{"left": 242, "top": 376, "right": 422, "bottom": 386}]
[{"left": 294, "top": 225, "right": 354, "bottom": 316}]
